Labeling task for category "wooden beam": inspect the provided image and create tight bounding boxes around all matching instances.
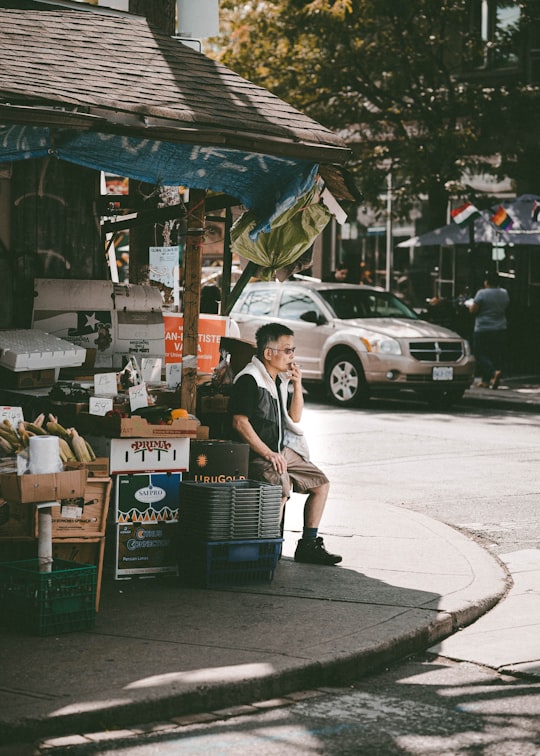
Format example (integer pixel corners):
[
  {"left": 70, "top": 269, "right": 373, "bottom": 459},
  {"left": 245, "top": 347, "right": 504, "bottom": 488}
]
[
  {"left": 223, "top": 260, "right": 259, "bottom": 316},
  {"left": 180, "top": 189, "right": 206, "bottom": 415}
]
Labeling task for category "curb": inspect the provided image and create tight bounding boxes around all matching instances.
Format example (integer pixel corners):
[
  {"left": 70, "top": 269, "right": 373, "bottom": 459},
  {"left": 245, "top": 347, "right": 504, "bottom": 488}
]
[{"left": 0, "top": 525, "right": 509, "bottom": 747}]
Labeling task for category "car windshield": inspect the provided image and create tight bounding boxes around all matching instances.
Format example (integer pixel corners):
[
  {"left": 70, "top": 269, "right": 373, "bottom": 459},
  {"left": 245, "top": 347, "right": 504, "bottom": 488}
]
[{"left": 318, "top": 288, "right": 418, "bottom": 320}]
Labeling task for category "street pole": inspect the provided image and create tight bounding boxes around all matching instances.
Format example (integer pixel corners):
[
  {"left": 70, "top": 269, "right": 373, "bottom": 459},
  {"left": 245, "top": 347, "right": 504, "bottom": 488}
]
[{"left": 385, "top": 172, "right": 392, "bottom": 291}]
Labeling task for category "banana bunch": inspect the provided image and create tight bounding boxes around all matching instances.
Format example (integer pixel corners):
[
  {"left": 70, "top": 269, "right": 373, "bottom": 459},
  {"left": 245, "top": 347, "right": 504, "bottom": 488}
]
[{"left": 0, "top": 413, "right": 96, "bottom": 464}]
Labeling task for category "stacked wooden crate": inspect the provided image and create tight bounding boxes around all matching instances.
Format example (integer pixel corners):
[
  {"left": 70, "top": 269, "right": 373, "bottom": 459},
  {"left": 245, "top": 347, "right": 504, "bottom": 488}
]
[
  {"left": 0, "top": 460, "right": 111, "bottom": 611},
  {"left": 49, "top": 465, "right": 112, "bottom": 611}
]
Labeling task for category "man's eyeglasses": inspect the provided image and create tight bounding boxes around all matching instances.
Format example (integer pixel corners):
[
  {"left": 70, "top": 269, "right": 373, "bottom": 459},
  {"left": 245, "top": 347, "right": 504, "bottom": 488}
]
[{"left": 270, "top": 347, "right": 296, "bottom": 355}]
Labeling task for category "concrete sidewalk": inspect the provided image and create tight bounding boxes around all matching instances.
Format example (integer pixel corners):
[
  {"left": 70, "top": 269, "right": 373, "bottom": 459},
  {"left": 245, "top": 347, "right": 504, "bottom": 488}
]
[
  {"left": 0, "top": 376, "right": 537, "bottom": 751},
  {"left": 0, "top": 503, "right": 509, "bottom": 748},
  {"left": 462, "top": 374, "right": 540, "bottom": 411}
]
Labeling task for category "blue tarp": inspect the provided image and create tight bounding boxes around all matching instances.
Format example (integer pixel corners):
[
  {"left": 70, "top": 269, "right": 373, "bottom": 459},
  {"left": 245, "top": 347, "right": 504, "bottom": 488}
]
[{"left": 0, "top": 124, "right": 318, "bottom": 238}]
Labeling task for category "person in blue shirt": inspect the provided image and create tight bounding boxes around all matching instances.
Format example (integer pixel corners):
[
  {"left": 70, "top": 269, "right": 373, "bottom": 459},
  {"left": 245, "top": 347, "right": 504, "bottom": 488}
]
[{"left": 469, "top": 272, "right": 510, "bottom": 389}]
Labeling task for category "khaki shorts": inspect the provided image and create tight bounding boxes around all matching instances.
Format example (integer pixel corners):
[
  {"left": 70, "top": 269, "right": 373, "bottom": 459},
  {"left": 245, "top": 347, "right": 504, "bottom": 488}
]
[{"left": 249, "top": 447, "right": 329, "bottom": 499}]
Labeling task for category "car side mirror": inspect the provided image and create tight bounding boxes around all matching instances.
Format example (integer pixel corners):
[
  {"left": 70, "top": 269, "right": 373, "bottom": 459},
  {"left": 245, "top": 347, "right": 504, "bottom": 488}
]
[{"left": 300, "top": 310, "right": 326, "bottom": 325}]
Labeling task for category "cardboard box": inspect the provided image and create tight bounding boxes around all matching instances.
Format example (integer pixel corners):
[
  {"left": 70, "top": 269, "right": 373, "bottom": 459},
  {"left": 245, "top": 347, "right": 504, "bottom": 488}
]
[
  {"left": 44, "top": 477, "right": 112, "bottom": 538},
  {"left": 114, "top": 521, "right": 179, "bottom": 578},
  {"left": 0, "top": 366, "right": 56, "bottom": 389},
  {"left": 197, "top": 425, "right": 210, "bottom": 441},
  {"left": 200, "top": 394, "right": 230, "bottom": 414},
  {"left": 0, "top": 498, "right": 34, "bottom": 538},
  {"left": 65, "top": 457, "right": 110, "bottom": 478},
  {"left": 185, "top": 440, "right": 249, "bottom": 483},
  {"left": 109, "top": 437, "right": 190, "bottom": 474},
  {"left": 78, "top": 412, "right": 198, "bottom": 439},
  {"left": 0, "top": 469, "right": 87, "bottom": 504},
  {"left": 115, "top": 472, "right": 181, "bottom": 524}
]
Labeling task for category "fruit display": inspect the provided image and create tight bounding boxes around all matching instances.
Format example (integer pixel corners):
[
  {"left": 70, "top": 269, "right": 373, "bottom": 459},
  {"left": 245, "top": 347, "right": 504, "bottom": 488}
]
[{"left": 0, "top": 413, "right": 96, "bottom": 463}]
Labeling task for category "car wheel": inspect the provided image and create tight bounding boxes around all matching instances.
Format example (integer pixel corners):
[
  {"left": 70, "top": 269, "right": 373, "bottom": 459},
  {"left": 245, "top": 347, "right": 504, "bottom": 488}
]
[{"left": 325, "top": 352, "right": 369, "bottom": 407}]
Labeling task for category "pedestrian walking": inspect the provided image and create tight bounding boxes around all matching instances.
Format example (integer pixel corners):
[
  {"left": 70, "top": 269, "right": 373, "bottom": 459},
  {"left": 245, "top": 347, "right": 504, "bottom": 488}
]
[{"left": 468, "top": 271, "right": 510, "bottom": 389}]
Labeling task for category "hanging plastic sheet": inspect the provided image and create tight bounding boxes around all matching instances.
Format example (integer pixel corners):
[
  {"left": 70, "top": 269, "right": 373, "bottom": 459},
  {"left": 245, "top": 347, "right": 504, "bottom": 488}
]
[
  {"left": 230, "top": 182, "right": 333, "bottom": 279},
  {"left": 0, "top": 124, "right": 318, "bottom": 241}
]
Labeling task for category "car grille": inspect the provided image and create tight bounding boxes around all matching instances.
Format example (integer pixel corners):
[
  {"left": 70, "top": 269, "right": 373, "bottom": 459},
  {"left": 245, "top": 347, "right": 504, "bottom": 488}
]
[{"left": 409, "top": 341, "right": 464, "bottom": 363}]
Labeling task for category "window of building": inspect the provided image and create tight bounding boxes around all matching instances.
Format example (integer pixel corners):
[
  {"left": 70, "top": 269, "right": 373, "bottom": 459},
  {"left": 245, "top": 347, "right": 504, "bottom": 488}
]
[{"left": 471, "top": 0, "right": 521, "bottom": 71}]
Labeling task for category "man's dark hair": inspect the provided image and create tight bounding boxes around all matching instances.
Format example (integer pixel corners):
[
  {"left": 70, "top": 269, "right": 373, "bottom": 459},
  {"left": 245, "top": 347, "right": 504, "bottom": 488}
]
[
  {"left": 485, "top": 271, "right": 500, "bottom": 287},
  {"left": 255, "top": 323, "right": 294, "bottom": 359}
]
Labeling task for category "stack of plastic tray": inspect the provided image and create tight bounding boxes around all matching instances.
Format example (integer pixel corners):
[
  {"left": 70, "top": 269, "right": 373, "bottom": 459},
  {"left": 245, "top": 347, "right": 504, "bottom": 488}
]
[
  {"left": 179, "top": 480, "right": 282, "bottom": 541},
  {"left": 178, "top": 480, "right": 283, "bottom": 587},
  {"left": 0, "top": 558, "right": 96, "bottom": 635}
]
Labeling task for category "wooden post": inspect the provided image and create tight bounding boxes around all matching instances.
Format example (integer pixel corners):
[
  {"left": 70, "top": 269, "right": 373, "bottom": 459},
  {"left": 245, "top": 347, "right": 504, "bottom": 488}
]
[
  {"left": 220, "top": 207, "right": 233, "bottom": 313},
  {"left": 181, "top": 189, "right": 206, "bottom": 415}
]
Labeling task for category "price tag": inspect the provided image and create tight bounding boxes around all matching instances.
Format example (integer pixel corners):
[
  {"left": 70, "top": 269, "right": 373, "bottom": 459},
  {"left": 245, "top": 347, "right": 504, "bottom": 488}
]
[
  {"left": 0, "top": 406, "right": 24, "bottom": 426},
  {"left": 141, "top": 357, "right": 162, "bottom": 384},
  {"left": 129, "top": 381, "right": 149, "bottom": 411},
  {"left": 166, "top": 362, "right": 182, "bottom": 388},
  {"left": 94, "top": 372, "right": 118, "bottom": 396},
  {"left": 89, "top": 396, "right": 114, "bottom": 416}
]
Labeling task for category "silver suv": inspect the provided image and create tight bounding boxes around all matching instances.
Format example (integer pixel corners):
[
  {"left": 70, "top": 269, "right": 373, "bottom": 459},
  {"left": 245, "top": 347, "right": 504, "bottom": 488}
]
[{"left": 229, "top": 281, "right": 475, "bottom": 407}]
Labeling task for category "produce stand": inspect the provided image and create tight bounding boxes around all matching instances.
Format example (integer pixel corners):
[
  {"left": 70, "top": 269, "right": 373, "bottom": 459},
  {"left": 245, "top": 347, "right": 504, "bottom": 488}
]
[{"left": 0, "top": 320, "right": 283, "bottom": 633}]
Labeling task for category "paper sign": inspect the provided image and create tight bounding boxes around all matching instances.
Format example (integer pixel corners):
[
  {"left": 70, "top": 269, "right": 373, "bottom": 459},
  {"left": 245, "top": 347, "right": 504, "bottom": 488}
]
[
  {"left": 129, "top": 381, "right": 149, "bottom": 411},
  {"left": 89, "top": 396, "right": 114, "bottom": 416},
  {"left": 94, "top": 372, "right": 118, "bottom": 396},
  {"left": 166, "top": 362, "right": 182, "bottom": 388},
  {"left": 163, "top": 314, "right": 227, "bottom": 371},
  {"left": 60, "top": 498, "right": 84, "bottom": 520},
  {"left": 141, "top": 357, "right": 162, "bottom": 383},
  {"left": 149, "top": 246, "right": 179, "bottom": 288},
  {"left": 0, "top": 406, "right": 24, "bottom": 426}
]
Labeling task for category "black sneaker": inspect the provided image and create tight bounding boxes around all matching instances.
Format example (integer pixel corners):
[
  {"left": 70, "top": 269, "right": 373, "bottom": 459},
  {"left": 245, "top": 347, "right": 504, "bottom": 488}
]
[{"left": 294, "top": 537, "right": 342, "bottom": 566}]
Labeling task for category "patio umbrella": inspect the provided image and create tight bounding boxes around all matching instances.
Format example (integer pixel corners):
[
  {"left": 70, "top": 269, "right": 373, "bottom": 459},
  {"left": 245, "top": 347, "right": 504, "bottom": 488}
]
[{"left": 399, "top": 194, "right": 540, "bottom": 247}]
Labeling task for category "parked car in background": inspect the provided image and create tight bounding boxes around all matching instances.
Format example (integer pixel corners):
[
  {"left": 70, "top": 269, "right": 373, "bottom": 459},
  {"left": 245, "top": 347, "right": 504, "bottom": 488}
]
[{"left": 229, "top": 281, "right": 475, "bottom": 407}]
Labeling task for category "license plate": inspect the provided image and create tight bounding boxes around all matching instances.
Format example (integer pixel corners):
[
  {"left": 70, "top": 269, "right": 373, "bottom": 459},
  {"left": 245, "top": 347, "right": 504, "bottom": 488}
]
[{"left": 433, "top": 366, "right": 453, "bottom": 381}]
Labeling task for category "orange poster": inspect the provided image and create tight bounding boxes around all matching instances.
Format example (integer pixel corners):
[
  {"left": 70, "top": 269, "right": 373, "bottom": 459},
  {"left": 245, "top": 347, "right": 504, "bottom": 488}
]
[{"left": 163, "top": 314, "right": 228, "bottom": 371}]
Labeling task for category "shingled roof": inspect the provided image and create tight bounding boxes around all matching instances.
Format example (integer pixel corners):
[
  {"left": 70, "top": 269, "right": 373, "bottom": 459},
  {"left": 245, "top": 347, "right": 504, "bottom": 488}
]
[
  {"left": 0, "top": 5, "right": 349, "bottom": 164},
  {"left": 0, "top": 4, "right": 356, "bottom": 225}
]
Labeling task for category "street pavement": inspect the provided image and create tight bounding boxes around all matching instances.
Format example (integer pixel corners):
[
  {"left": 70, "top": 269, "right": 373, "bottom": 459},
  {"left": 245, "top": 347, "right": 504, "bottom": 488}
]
[{"left": 0, "top": 376, "right": 538, "bottom": 752}]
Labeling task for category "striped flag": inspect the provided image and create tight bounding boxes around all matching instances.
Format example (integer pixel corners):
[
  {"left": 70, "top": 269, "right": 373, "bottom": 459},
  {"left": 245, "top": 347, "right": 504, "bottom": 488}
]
[
  {"left": 451, "top": 202, "right": 480, "bottom": 225},
  {"left": 532, "top": 199, "right": 540, "bottom": 223},
  {"left": 491, "top": 206, "right": 513, "bottom": 230}
]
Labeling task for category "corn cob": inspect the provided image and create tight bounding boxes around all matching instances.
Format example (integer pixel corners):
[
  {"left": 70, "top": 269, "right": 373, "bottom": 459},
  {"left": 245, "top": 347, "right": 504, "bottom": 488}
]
[
  {"left": 0, "top": 436, "right": 14, "bottom": 455},
  {"left": 24, "top": 421, "right": 48, "bottom": 435},
  {"left": 33, "top": 413, "right": 45, "bottom": 428},
  {"left": 70, "top": 428, "right": 92, "bottom": 463},
  {"left": 58, "top": 437, "right": 77, "bottom": 464},
  {"left": 0, "top": 424, "right": 21, "bottom": 450},
  {"left": 85, "top": 438, "right": 96, "bottom": 461},
  {"left": 16, "top": 422, "right": 31, "bottom": 448},
  {"left": 45, "top": 421, "right": 72, "bottom": 443}
]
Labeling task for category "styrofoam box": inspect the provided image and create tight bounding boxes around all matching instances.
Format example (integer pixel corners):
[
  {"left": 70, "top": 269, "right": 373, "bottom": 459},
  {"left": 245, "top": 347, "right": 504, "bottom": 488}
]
[
  {"left": 108, "top": 437, "right": 190, "bottom": 474},
  {"left": 0, "top": 330, "right": 86, "bottom": 371}
]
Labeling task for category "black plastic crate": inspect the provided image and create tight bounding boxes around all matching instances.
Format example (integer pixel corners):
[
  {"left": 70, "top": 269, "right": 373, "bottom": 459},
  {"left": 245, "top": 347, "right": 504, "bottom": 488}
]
[
  {"left": 178, "top": 537, "right": 283, "bottom": 588},
  {"left": 0, "top": 558, "right": 96, "bottom": 635}
]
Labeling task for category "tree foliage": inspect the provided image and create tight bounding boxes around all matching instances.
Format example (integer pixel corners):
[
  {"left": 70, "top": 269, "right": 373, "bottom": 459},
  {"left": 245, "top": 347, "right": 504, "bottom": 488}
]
[{"left": 216, "top": 0, "right": 540, "bottom": 226}]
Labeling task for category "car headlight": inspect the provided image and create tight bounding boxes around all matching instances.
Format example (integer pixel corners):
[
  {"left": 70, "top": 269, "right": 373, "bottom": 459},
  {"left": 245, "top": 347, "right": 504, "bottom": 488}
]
[{"left": 360, "top": 336, "right": 402, "bottom": 355}]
